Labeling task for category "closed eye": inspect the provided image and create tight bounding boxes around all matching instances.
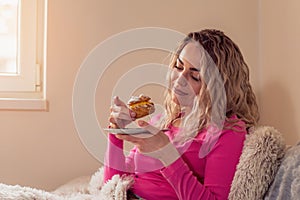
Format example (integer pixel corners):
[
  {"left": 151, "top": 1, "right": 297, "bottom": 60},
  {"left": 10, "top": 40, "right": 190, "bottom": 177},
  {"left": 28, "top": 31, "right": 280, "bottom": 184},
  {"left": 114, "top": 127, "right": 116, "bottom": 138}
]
[
  {"left": 191, "top": 71, "right": 200, "bottom": 81},
  {"left": 174, "top": 65, "right": 183, "bottom": 71},
  {"left": 191, "top": 75, "right": 200, "bottom": 81}
]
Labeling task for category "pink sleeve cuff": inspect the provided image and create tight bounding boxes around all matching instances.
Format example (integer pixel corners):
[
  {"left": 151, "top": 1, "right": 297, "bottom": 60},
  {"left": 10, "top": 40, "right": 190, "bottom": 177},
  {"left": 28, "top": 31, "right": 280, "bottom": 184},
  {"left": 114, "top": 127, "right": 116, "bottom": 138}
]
[{"left": 108, "top": 133, "right": 123, "bottom": 147}]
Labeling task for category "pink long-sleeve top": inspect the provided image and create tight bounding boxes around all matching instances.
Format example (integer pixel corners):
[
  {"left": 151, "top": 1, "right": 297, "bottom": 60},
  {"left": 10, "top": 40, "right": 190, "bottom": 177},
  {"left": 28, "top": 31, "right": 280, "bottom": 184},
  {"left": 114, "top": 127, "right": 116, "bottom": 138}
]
[{"left": 103, "top": 118, "right": 246, "bottom": 200}]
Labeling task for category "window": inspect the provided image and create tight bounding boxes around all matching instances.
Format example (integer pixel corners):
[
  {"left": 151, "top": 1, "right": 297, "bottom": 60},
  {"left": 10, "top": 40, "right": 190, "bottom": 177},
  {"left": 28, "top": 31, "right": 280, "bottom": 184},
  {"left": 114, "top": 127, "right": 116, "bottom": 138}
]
[{"left": 0, "top": 0, "right": 47, "bottom": 110}]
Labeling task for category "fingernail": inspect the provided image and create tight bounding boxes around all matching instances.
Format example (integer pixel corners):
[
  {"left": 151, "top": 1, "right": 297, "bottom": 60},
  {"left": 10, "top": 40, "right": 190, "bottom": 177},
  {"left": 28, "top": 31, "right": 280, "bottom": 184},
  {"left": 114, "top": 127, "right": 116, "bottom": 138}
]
[
  {"left": 138, "top": 120, "right": 145, "bottom": 126},
  {"left": 130, "top": 111, "right": 136, "bottom": 118}
]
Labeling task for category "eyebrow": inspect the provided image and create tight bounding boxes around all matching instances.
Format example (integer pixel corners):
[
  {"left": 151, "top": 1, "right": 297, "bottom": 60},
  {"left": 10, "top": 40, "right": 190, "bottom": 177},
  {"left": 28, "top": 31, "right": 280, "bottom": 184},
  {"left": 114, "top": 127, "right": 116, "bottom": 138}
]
[
  {"left": 177, "top": 58, "right": 200, "bottom": 72},
  {"left": 177, "top": 57, "right": 184, "bottom": 65}
]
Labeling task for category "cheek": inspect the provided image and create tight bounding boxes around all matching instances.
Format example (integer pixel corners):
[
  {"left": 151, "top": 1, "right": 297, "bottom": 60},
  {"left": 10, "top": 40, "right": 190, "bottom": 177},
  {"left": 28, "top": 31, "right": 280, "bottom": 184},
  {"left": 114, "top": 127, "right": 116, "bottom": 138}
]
[
  {"left": 191, "top": 82, "right": 201, "bottom": 95},
  {"left": 170, "top": 72, "right": 179, "bottom": 103},
  {"left": 170, "top": 70, "right": 178, "bottom": 86}
]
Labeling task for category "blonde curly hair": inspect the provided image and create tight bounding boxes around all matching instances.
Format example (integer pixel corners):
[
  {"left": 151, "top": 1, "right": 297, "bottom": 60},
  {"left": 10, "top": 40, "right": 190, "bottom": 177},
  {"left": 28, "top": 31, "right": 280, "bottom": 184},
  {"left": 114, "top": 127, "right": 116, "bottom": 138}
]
[{"left": 161, "top": 29, "right": 259, "bottom": 143}]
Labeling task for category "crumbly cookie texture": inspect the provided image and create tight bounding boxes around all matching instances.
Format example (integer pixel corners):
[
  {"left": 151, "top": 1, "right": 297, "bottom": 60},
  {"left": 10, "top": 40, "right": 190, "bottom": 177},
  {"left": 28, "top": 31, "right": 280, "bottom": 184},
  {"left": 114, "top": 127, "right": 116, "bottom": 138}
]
[{"left": 128, "top": 94, "right": 155, "bottom": 118}]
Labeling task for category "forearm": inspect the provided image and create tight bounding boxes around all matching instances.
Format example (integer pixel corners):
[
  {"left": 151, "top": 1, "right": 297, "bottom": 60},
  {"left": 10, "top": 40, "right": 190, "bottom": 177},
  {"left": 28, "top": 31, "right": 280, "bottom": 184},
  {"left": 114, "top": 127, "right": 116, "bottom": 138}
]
[
  {"left": 160, "top": 130, "right": 245, "bottom": 199},
  {"left": 161, "top": 158, "right": 220, "bottom": 200},
  {"left": 144, "top": 142, "right": 220, "bottom": 199},
  {"left": 103, "top": 134, "right": 134, "bottom": 183}
]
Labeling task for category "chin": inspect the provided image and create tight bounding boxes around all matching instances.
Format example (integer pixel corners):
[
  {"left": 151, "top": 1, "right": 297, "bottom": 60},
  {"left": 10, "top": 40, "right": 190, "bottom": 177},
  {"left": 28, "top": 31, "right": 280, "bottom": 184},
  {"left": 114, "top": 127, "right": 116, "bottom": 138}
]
[
  {"left": 171, "top": 94, "right": 180, "bottom": 105},
  {"left": 172, "top": 99, "right": 180, "bottom": 106},
  {"left": 171, "top": 92, "right": 195, "bottom": 107},
  {"left": 172, "top": 98, "right": 190, "bottom": 108}
]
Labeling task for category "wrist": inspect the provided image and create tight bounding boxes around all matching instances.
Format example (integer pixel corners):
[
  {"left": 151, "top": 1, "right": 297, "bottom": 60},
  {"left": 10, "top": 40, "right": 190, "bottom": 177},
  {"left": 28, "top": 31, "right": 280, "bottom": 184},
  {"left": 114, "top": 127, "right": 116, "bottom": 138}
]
[{"left": 107, "top": 123, "right": 124, "bottom": 144}]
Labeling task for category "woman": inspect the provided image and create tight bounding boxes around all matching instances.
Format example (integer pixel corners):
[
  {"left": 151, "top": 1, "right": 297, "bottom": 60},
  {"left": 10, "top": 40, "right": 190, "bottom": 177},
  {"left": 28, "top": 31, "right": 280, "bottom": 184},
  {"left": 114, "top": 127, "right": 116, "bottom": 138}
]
[{"left": 104, "top": 29, "right": 259, "bottom": 199}]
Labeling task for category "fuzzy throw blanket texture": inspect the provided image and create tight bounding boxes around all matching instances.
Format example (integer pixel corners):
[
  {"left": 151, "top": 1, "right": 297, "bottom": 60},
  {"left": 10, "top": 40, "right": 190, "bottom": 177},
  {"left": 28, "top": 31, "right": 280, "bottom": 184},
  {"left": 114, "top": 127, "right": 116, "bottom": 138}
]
[
  {"left": 264, "top": 142, "right": 300, "bottom": 200},
  {"left": 0, "top": 167, "right": 134, "bottom": 200},
  {"left": 229, "top": 126, "right": 286, "bottom": 200}
]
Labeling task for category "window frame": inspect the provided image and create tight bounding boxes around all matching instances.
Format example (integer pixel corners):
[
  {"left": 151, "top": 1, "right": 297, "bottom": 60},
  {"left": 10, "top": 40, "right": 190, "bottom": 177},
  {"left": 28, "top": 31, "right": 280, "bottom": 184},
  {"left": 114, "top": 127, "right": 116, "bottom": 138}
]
[{"left": 0, "top": 0, "right": 48, "bottom": 110}]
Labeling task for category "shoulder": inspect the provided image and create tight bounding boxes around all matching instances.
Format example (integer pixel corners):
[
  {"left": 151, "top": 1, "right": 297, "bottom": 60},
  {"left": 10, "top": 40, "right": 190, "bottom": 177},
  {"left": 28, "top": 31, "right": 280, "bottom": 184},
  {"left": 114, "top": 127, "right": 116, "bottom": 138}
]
[
  {"left": 220, "top": 115, "right": 247, "bottom": 138},
  {"left": 195, "top": 116, "right": 247, "bottom": 147}
]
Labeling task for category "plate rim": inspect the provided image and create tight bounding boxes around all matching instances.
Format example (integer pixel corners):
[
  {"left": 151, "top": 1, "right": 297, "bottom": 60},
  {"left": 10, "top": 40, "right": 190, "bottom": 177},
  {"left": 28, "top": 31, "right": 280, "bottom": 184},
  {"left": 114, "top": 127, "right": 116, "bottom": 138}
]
[{"left": 103, "top": 128, "right": 151, "bottom": 134}]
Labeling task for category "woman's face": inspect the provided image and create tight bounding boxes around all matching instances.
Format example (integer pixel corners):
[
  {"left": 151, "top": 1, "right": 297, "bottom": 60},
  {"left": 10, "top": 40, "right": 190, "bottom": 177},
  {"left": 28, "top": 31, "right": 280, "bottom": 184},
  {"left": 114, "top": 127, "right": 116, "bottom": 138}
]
[{"left": 170, "top": 42, "right": 202, "bottom": 108}]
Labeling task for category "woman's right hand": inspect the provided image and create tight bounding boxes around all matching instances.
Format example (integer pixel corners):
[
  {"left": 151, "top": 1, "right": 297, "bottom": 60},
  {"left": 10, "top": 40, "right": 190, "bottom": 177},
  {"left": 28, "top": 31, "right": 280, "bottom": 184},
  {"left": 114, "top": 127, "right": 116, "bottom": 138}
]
[{"left": 109, "top": 96, "right": 136, "bottom": 128}]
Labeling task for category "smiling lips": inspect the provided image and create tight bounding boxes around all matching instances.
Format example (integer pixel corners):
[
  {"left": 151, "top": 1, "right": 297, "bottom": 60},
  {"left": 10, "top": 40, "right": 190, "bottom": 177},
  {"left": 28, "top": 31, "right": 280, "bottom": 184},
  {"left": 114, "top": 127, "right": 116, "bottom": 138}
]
[{"left": 173, "top": 88, "right": 189, "bottom": 96}]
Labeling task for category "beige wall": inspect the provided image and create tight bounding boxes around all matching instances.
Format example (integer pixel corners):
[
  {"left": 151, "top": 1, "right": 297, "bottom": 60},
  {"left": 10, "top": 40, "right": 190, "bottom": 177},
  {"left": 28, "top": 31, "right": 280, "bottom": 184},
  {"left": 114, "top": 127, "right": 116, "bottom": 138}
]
[
  {"left": 0, "top": 0, "right": 259, "bottom": 190},
  {"left": 260, "top": 0, "right": 300, "bottom": 145}
]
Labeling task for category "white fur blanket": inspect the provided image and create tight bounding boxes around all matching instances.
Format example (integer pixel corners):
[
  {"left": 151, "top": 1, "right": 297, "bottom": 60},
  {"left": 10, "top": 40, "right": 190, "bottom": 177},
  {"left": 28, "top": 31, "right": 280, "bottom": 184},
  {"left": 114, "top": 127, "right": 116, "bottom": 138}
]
[{"left": 0, "top": 167, "right": 134, "bottom": 200}]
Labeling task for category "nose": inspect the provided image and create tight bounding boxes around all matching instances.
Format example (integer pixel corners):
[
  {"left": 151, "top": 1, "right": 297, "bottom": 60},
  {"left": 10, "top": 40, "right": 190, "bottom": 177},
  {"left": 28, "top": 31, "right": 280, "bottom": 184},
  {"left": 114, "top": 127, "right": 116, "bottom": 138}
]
[{"left": 176, "top": 72, "right": 188, "bottom": 87}]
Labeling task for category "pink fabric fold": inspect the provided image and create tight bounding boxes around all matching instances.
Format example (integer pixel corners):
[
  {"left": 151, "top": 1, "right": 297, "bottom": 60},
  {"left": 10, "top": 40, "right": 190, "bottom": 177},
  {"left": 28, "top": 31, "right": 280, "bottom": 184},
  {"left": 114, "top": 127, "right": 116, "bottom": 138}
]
[{"left": 103, "top": 117, "right": 246, "bottom": 199}]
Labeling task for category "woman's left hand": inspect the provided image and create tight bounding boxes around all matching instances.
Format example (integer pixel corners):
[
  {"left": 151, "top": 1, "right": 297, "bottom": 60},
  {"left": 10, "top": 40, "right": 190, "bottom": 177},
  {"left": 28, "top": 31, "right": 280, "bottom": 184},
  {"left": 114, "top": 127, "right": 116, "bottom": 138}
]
[
  {"left": 115, "top": 120, "right": 180, "bottom": 166},
  {"left": 115, "top": 120, "right": 170, "bottom": 153}
]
